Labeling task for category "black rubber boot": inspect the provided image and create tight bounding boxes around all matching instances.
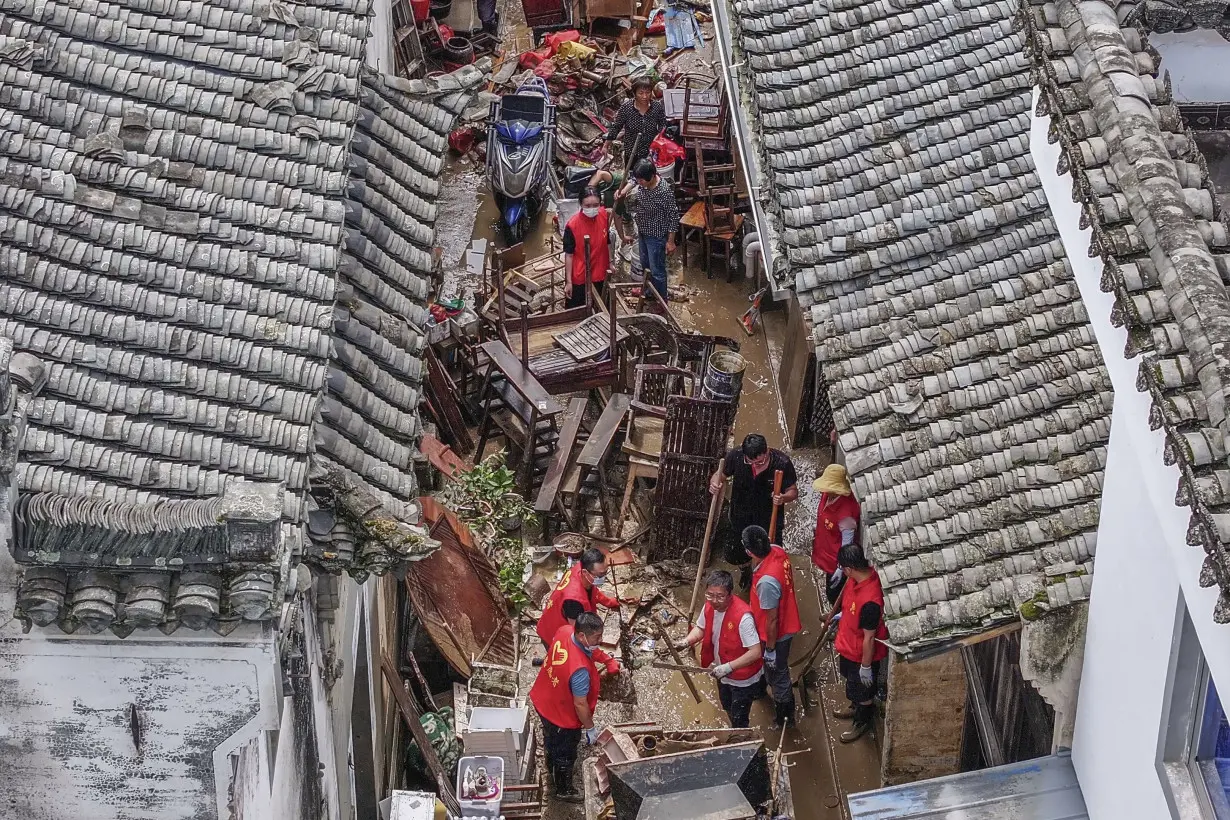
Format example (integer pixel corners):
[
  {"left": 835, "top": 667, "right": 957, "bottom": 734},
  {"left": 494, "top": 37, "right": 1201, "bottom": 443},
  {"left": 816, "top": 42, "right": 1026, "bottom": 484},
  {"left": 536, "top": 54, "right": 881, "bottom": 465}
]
[
  {"left": 554, "top": 765, "right": 584, "bottom": 803},
  {"left": 769, "top": 701, "right": 796, "bottom": 731}
]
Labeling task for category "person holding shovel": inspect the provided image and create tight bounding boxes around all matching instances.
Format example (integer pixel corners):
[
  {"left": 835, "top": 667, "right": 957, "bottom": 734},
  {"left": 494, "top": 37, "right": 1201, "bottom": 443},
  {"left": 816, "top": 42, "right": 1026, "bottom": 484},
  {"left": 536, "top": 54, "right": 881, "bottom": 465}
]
[
  {"left": 530, "top": 612, "right": 617, "bottom": 802},
  {"left": 709, "top": 434, "right": 798, "bottom": 590},
  {"left": 812, "top": 463, "right": 861, "bottom": 605},
  {"left": 536, "top": 547, "right": 634, "bottom": 648},
  {"left": 819, "top": 544, "right": 889, "bottom": 743},
  {"left": 673, "top": 570, "right": 764, "bottom": 728},
  {"left": 743, "top": 525, "right": 802, "bottom": 730}
]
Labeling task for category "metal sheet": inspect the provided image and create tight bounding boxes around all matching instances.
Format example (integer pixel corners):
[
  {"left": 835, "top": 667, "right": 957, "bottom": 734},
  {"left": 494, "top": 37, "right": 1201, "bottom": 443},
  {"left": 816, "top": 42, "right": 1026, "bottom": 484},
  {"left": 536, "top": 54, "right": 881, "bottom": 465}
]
[
  {"left": 847, "top": 752, "right": 1089, "bottom": 820},
  {"left": 405, "top": 498, "right": 516, "bottom": 677}
]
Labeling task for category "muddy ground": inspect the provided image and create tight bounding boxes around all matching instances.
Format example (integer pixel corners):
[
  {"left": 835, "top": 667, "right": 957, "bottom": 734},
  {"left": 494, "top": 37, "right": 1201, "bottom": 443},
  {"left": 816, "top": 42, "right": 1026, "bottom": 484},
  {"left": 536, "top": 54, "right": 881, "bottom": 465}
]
[{"left": 433, "top": 5, "right": 885, "bottom": 817}]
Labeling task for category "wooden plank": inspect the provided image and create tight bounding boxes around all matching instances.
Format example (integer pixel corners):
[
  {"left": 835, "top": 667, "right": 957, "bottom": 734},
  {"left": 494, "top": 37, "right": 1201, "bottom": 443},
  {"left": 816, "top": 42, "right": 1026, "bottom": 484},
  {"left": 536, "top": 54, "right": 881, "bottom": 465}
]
[
  {"left": 534, "top": 397, "right": 588, "bottom": 514},
  {"left": 481, "top": 340, "right": 563, "bottom": 414},
  {"left": 577, "top": 393, "right": 631, "bottom": 467},
  {"left": 381, "top": 656, "right": 461, "bottom": 815}
]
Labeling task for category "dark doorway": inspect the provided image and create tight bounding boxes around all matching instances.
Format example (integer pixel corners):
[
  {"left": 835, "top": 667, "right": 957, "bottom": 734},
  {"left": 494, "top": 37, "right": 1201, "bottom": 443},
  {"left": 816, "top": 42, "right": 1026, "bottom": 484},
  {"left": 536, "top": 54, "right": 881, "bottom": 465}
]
[{"left": 960, "top": 631, "right": 1055, "bottom": 771}]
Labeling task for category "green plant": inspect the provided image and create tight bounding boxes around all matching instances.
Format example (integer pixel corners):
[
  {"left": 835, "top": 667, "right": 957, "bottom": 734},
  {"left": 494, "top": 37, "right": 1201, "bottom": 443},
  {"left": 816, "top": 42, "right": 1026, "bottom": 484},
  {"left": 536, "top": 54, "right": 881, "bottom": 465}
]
[{"left": 439, "top": 453, "right": 538, "bottom": 611}]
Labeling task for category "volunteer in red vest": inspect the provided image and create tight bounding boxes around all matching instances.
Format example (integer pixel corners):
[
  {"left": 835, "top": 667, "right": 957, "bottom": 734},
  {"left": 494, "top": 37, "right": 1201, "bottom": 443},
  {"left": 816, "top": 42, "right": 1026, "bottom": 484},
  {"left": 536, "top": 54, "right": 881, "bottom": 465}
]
[
  {"left": 673, "top": 570, "right": 764, "bottom": 728},
  {"left": 743, "top": 525, "right": 802, "bottom": 730},
  {"left": 537, "top": 547, "right": 628, "bottom": 648},
  {"left": 562, "top": 188, "right": 612, "bottom": 309},
  {"left": 819, "top": 544, "right": 889, "bottom": 743},
  {"left": 530, "top": 612, "right": 620, "bottom": 801},
  {"left": 811, "top": 464, "right": 861, "bottom": 605}
]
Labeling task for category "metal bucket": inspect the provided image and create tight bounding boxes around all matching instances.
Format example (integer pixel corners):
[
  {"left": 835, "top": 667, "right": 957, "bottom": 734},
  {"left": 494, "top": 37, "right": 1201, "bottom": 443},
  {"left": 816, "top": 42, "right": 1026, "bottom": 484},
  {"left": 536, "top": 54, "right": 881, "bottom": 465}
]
[{"left": 701, "top": 351, "right": 746, "bottom": 403}]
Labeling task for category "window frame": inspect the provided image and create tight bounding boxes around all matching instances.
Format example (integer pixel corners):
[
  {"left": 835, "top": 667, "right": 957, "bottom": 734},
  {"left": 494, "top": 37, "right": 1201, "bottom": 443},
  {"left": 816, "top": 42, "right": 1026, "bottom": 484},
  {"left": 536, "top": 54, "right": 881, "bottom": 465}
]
[{"left": 1157, "top": 600, "right": 1230, "bottom": 820}]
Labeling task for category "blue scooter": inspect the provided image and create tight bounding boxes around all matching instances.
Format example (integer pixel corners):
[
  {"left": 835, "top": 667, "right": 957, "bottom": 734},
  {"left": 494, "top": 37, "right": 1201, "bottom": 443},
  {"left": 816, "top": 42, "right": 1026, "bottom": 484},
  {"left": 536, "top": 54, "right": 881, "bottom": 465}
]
[{"left": 486, "top": 78, "right": 557, "bottom": 245}]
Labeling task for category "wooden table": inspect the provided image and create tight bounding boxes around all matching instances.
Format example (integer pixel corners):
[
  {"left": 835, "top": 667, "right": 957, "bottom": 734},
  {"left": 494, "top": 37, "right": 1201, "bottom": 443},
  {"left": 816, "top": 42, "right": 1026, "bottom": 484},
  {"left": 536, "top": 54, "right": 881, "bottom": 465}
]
[{"left": 680, "top": 200, "right": 707, "bottom": 268}]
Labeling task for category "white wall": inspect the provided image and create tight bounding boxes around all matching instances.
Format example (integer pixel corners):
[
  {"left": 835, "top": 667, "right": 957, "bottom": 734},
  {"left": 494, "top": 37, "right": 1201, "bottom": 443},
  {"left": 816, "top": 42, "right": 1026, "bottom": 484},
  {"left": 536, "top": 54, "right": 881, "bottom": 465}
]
[
  {"left": 1151, "top": 31, "right": 1230, "bottom": 103},
  {"left": 1032, "top": 87, "right": 1230, "bottom": 818},
  {"left": 367, "top": 0, "right": 395, "bottom": 73}
]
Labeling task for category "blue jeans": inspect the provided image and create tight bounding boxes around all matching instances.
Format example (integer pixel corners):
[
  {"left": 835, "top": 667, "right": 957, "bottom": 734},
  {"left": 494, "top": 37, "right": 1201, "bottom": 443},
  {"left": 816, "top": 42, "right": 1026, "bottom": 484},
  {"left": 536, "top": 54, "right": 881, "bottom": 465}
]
[{"left": 638, "top": 234, "right": 668, "bottom": 300}]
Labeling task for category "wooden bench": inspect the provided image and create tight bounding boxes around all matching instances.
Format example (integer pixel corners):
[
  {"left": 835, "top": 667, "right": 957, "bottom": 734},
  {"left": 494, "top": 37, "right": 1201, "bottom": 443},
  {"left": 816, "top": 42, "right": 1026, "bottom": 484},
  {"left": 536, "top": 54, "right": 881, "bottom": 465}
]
[{"left": 533, "top": 396, "right": 589, "bottom": 539}]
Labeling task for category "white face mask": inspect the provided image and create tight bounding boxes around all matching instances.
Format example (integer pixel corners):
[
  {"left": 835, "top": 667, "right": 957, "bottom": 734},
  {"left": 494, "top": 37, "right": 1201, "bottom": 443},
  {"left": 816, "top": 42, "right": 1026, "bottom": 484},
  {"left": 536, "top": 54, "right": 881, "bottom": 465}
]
[{"left": 582, "top": 206, "right": 600, "bottom": 218}]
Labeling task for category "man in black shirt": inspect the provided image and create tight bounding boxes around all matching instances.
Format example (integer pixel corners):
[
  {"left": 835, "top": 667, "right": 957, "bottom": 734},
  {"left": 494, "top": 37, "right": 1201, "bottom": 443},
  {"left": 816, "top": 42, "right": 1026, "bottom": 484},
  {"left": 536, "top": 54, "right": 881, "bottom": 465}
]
[{"left": 709, "top": 434, "right": 798, "bottom": 589}]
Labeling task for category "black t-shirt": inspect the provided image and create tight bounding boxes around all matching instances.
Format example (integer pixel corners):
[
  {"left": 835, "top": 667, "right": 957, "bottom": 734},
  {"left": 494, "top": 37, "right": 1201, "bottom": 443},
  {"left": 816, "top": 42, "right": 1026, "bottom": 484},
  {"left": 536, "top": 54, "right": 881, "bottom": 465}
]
[
  {"left": 858, "top": 601, "right": 882, "bottom": 631},
  {"left": 722, "top": 448, "right": 798, "bottom": 531}
]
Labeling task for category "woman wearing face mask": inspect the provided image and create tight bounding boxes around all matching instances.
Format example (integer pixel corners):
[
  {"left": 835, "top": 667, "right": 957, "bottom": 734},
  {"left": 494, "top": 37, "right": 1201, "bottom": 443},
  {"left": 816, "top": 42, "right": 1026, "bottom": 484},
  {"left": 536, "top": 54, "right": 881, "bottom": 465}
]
[{"left": 562, "top": 188, "right": 612, "bottom": 309}]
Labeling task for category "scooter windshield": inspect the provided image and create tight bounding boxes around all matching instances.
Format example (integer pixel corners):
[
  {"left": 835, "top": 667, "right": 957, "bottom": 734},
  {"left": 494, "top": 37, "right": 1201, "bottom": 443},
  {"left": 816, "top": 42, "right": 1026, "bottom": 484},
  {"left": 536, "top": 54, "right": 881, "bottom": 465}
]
[{"left": 495, "top": 119, "right": 544, "bottom": 145}]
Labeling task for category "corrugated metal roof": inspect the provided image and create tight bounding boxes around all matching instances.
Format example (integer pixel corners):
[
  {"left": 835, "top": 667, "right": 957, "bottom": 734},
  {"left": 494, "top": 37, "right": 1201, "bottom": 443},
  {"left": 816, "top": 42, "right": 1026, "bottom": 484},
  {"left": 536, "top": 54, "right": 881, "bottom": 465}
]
[{"left": 847, "top": 752, "right": 1088, "bottom": 820}]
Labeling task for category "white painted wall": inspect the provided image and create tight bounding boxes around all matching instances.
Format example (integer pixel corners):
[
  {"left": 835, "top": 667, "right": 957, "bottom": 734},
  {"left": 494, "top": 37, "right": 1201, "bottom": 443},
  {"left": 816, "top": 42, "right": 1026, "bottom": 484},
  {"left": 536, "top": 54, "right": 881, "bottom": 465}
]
[
  {"left": 1151, "top": 31, "right": 1230, "bottom": 103},
  {"left": 367, "top": 0, "right": 396, "bottom": 73},
  {"left": 1032, "top": 87, "right": 1230, "bottom": 819}
]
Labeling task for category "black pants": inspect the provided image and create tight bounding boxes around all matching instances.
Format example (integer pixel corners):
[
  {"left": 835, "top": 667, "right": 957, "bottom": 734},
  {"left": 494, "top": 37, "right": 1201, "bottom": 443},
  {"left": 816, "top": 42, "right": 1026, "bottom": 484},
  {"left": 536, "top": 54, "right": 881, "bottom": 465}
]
[
  {"left": 839, "top": 656, "right": 883, "bottom": 727},
  {"left": 764, "top": 636, "right": 795, "bottom": 721},
  {"left": 718, "top": 677, "right": 766, "bottom": 729},
  {"left": 724, "top": 512, "right": 773, "bottom": 567},
  {"left": 565, "top": 278, "right": 605, "bottom": 309},
  {"left": 538, "top": 711, "right": 582, "bottom": 770}
]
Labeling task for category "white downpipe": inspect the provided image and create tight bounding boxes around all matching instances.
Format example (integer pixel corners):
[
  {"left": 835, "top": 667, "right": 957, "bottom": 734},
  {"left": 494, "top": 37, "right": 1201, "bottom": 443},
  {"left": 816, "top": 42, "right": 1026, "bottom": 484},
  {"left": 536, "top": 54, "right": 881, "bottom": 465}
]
[{"left": 743, "top": 234, "right": 762, "bottom": 281}]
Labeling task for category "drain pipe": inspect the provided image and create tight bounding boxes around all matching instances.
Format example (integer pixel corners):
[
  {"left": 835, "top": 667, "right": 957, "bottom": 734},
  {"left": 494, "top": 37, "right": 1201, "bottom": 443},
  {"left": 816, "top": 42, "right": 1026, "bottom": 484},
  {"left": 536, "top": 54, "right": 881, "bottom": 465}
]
[{"left": 743, "top": 233, "right": 763, "bottom": 281}]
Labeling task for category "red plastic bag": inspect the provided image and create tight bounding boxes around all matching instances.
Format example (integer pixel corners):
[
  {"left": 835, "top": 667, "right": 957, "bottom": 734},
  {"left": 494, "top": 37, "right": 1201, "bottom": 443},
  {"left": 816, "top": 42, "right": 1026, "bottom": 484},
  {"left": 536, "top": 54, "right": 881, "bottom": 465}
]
[
  {"left": 649, "top": 130, "right": 686, "bottom": 165},
  {"left": 542, "top": 29, "right": 581, "bottom": 54}
]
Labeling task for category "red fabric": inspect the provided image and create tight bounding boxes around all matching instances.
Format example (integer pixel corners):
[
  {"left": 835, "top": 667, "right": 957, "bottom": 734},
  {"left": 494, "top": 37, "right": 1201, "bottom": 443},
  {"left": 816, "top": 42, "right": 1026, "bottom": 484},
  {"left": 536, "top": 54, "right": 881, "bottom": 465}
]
[
  {"left": 751, "top": 545, "right": 802, "bottom": 640},
  {"left": 530, "top": 626, "right": 600, "bottom": 728},
  {"left": 834, "top": 570, "right": 889, "bottom": 665},
  {"left": 698, "top": 597, "right": 763, "bottom": 682},
  {"left": 811, "top": 492, "right": 860, "bottom": 573},
  {"left": 542, "top": 29, "right": 580, "bottom": 53},
  {"left": 536, "top": 565, "right": 617, "bottom": 644},
  {"left": 565, "top": 208, "right": 611, "bottom": 286},
  {"left": 519, "top": 47, "right": 552, "bottom": 69}
]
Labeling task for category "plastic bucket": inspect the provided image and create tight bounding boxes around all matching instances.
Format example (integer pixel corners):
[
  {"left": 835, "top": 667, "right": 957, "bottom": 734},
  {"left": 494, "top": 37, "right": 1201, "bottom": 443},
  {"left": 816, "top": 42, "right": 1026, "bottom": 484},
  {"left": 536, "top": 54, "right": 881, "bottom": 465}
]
[
  {"left": 411, "top": 0, "right": 430, "bottom": 21},
  {"left": 701, "top": 350, "right": 746, "bottom": 403}
]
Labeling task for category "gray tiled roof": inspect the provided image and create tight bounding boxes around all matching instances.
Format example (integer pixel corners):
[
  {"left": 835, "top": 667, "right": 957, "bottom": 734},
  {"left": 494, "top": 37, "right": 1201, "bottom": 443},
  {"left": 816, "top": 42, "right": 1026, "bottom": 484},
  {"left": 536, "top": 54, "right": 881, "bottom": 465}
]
[
  {"left": 0, "top": 0, "right": 483, "bottom": 633},
  {"left": 1025, "top": 0, "right": 1230, "bottom": 619},
  {"left": 726, "top": 0, "right": 1108, "bottom": 649},
  {"left": 1125, "top": 0, "right": 1230, "bottom": 38}
]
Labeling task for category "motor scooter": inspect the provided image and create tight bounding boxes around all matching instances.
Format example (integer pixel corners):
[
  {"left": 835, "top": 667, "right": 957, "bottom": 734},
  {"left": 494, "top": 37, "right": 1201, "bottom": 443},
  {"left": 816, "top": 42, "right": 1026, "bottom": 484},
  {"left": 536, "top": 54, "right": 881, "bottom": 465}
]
[{"left": 486, "top": 78, "right": 556, "bottom": 245}]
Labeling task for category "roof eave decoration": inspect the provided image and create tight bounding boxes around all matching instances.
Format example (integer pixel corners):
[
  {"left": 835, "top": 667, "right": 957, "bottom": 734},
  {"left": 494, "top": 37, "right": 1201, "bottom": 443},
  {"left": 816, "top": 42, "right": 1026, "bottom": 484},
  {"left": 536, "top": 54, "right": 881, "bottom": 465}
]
[{"left": 1022, "top": 0, "right": 1230, "bottom": 620}]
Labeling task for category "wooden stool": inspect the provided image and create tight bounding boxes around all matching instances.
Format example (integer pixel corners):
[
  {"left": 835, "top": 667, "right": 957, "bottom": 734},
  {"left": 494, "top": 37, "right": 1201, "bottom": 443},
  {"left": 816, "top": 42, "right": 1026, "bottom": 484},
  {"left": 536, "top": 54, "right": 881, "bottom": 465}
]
[
  {"left": 705, "top": 213, "right": 744, "bottom": 281},
  {"left": 680, "top": 201, "right": 707, "bottom": 269}
]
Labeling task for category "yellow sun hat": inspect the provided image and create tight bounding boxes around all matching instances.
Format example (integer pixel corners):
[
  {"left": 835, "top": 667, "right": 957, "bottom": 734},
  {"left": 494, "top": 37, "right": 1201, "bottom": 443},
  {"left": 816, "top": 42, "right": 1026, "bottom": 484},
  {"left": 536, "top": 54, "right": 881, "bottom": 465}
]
[{"left": 813, "top": 464, "right": 852, "bottom": 496}]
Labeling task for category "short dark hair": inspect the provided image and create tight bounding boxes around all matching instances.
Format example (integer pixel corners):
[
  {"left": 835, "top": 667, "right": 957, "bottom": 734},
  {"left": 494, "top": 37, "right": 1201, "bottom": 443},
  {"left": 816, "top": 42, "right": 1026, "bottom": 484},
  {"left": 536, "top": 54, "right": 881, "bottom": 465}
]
[
  {"left": 704, "top": 569, "right": 734, "bottom": 594},
  {"left": 837, "top": 543, "right": 870, "bottom": 571},
  {"left": 630, "top": 76, "right": 654, "bottom": 93},
  {"left": 741, "top": 434, "right": 768, "bottom": 459},
  {"left": 741, "top": 525, "right": 771, "bottom": 558},
  {"left": 580, "top": 547, "right": 606, "bottom": 573},
  {"left": 580, "top": 186, "right": 601, "bottom": 205},
  {"left": 561, "top": 598, "right": 585, "bottom": 622},
  {"left": 632, "top": 159, "right": 657, "bottom": 182},
  {"left": 574, "top": 611, "right": 604, "bottom": 637}
]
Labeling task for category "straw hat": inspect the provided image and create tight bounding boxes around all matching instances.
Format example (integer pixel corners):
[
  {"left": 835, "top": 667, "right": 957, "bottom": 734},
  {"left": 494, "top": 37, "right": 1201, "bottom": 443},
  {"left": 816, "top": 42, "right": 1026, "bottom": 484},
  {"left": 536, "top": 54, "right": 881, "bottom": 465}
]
[{"left": 813, "top": 464, "right": 852, "bottom": 496}]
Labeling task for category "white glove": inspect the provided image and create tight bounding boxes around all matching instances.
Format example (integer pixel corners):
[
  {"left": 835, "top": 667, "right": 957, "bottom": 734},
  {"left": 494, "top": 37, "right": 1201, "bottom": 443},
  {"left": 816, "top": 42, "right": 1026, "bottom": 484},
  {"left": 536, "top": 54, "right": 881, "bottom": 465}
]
[
  {"left": 763, "top": 648, "right": 777, "bottom": 665},
  {"left": 672, "top": 639, "right": 692, "bottom": 651},
  {"left": 829, "top": 567, "right": 844, "bottom": 587},
  {"left": 711, "top": 662, "right": 734, "bottom": 679},
  {"left": 859, "top": 664, "right": 873, "bottom": 687},
  {"left": 584, "top": 727, "right": 600, "bottom": 745}
]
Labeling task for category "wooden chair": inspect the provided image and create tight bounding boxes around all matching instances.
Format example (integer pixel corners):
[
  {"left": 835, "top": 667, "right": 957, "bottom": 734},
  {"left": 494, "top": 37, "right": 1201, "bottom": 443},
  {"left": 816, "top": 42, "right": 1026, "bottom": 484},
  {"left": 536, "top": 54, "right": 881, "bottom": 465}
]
[
  {"left": 563, "top": 393, "right": 631, "bottom": 536},
  {"left": 696, "top": 146, "right": 744, "bottom": 280},
  {"left": 615, "top": 365, "right": 697, "bottom": 535},
  {"left": 533, "top": 396, "right": 589, "bottom": 539}
]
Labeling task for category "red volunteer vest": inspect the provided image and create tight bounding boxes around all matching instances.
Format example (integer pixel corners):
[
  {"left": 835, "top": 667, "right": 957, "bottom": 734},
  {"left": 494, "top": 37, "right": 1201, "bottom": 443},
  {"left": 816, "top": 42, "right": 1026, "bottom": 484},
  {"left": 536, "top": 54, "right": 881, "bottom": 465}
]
[
  {"left": 565, "top": 208, "right": 611, "bottom": 286},
  {"left": 536, "top": 566, "right": 597, "bottom": 645},
  {"left": 811, "top": 492, "right": 860, "bottom": 573},
  {"left": 699, "top": 596, "right": 763, "bottom": 682},
  {"left": 751, "top": 545, "right": 802, "bottom": 640},
  {"left": 530, "top": 625, "right": 600, "bottom": 729},
  {"left": 834, "top": 569, "right": 889, "bottom": 664}
]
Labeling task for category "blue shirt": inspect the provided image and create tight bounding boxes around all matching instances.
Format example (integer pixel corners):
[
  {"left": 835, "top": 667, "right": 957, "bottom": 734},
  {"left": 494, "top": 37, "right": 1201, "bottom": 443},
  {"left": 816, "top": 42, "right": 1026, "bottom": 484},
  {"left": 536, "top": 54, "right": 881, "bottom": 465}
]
[{"left": 569, "top": 634, "right": 594, "bottom": 697}]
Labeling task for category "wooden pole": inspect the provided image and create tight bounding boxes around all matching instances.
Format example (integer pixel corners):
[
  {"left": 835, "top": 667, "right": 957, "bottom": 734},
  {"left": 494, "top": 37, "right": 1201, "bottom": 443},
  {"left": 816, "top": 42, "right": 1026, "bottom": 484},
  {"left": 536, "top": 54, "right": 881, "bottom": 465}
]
[
  {"left": 767, "top": 469, "right": 784, "bottom": 544},
  {"left": 583, "top": 234, "right": 593, "bottom": 311},
  {"left": 650, "top": 617, "right": 703, "bottom": 703},
  {"left": 687, "top": 489, "right": 723, "bottom": 619}
]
